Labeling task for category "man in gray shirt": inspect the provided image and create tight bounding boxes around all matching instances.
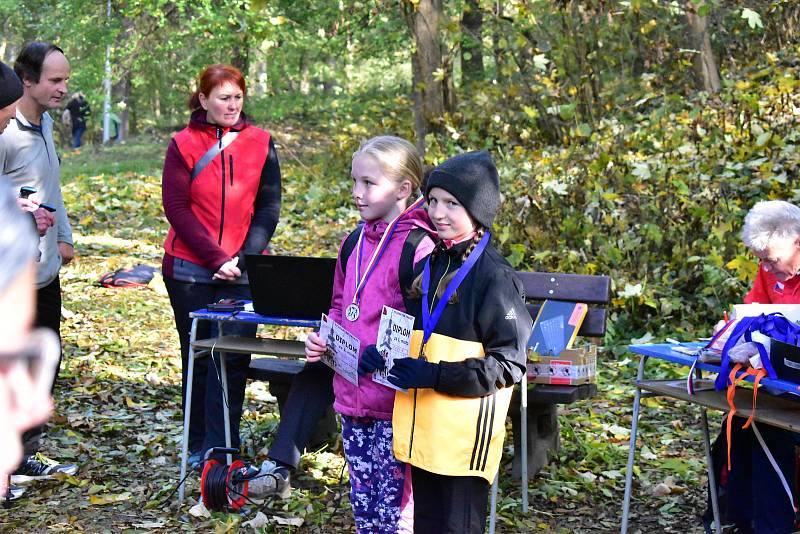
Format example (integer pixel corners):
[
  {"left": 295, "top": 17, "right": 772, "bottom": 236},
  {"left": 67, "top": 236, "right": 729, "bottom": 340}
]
[{"left": 0, "top": 42, "right": 77, "bottom": 486}]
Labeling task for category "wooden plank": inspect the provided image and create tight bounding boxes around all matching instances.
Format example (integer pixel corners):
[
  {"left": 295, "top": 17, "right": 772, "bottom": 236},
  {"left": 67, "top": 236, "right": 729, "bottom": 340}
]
[
  {"left": 638, "top": 379, "right": 800, "bottom": 433},
  {"left": 191, "top": 336, "right": 306, "bottom": 357},
  {"left": 516, "top": 272, "right": 611, "bottom": 304}
]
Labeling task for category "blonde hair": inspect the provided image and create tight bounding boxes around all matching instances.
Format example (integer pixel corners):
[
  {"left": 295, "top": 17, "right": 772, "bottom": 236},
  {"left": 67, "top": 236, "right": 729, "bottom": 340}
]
[
  {"left": 742, "top": 200, "right": 800, "bottom": 252},
  {"left": 352, "top": 136, "right": 423, "bottom": 194}
]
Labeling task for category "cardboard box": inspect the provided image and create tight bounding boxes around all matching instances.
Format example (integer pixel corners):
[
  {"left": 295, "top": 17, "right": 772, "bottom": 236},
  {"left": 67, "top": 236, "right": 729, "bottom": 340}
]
[{"left": 527, "top": 345, "right": 597, "bottom": 385}]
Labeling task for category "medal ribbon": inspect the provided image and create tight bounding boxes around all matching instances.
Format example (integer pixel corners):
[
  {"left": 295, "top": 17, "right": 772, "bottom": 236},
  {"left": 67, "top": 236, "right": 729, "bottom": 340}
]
[
  {"left": 352, "top": 196, "right": 426, "bottom": 306},
  {"left": 422, "top": 232, "right": 491, "bottom": 346}
]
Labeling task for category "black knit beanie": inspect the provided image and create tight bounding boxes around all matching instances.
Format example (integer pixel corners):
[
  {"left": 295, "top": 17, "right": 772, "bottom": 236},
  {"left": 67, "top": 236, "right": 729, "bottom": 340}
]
[
  {"left": 425, "top": 150, "right": 500, "bottom": 229},
  {"left": 0, "top": 61, "right": 23, "bottom": 109}
]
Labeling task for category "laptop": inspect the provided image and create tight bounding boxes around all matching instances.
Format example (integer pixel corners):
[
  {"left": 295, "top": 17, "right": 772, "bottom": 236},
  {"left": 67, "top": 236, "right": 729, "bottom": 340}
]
[
  {"left": 245, "top": 255, "right": 337, "bottom": 319},
  {"left": 768, "top": 339, "right": 800, "bottom": 384}
]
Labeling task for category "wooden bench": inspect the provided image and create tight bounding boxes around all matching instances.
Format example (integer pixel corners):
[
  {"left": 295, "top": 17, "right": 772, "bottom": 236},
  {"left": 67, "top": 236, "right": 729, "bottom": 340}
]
[
  {"left": 508, "top": 271, "right": 611, "bottom": 479},
  {"left": 232, "top": 269, "right": 610, "bottom": 478}
]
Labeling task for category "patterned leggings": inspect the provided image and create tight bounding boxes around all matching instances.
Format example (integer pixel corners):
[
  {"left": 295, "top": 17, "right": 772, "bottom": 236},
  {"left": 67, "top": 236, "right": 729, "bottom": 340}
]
[{"left": 341, "top": 416, "right": 413, "bottom": 534}]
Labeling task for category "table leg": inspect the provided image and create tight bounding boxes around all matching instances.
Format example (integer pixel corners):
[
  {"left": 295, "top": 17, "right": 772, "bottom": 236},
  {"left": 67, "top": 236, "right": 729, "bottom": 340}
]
[
  {"left": 521, "top": 370, "right": 529, "bottom": 513},
  {"left": 217, "top": 321, "right": 233, "bottom": 466},
  {"left": 178, "top": 317, "right": 199, "bottom": 504},
  {"left": 621, "top": 355, "right": 648, "bottom": 533},
  {"left": 701, "top": 408, "right": 722, "bottom": 534}
]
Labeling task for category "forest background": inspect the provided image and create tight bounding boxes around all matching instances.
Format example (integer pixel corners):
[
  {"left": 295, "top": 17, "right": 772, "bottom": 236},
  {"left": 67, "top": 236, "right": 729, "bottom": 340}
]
[{"left": 0, "top": 0, "right": 799, "bottom": 532}]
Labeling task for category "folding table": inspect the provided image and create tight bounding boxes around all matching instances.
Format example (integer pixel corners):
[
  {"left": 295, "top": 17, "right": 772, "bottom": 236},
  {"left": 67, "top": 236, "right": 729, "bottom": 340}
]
[
  {"left": 177, "top": 305, "right": 319, "bottom": 503},
  {"left": 621, "top": 343, "right": 800, "bottom": 533}
]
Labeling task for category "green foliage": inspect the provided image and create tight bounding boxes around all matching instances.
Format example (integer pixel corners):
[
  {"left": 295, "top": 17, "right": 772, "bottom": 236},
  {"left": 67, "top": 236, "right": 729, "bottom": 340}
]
[
  {"left": 493, "top": 50, "right": 800, "bottom": 345},
  {"left": 2, "top": 1, "right": 800, "bottom": 530}
]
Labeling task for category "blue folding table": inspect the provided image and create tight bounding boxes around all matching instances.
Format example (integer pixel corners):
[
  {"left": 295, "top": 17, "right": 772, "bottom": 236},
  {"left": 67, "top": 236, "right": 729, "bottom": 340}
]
[
  {"left": 177, "top": 305, "right": 319, "bottom": 503},
  {"left": 621, "top": 343, "right": 800, "bottom": 533}
]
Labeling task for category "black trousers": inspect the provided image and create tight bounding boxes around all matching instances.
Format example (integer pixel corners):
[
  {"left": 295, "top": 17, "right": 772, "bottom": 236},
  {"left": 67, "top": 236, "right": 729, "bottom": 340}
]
[
  {"left": 267, "top": 361, "right": 334, "bottom": 469},
  {"left": 164, "top": 278, "right": 255, "bottom": 455},
  {"left": 22, "top": 276, "right": 62, "bottom": 456},
  {"left": 411, "top": 465, "right": 490, "bottom": 534}
]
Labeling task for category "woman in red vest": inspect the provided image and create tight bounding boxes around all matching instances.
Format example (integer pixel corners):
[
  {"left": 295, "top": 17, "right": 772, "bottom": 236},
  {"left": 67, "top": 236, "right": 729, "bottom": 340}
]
[{"left": 161, "top": 64, "right": 281, "bottom": 467}]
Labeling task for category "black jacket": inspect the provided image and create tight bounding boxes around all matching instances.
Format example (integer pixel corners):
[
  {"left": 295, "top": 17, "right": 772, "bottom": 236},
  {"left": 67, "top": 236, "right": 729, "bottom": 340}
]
[
  {"left": 402, "top": 235, "right": 532, "bottom": 397},
  {"left": 67, "top": 97, "right": 90, "bottom": 130}
]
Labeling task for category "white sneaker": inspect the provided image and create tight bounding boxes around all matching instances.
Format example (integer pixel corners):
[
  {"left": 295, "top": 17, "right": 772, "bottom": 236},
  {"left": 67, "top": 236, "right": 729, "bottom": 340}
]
[
  {"left": 4, "top": 483, "right": 25, "bottom": 502},
  {"left": 247, "top": 460, "right": 291, "bottom": 500}
]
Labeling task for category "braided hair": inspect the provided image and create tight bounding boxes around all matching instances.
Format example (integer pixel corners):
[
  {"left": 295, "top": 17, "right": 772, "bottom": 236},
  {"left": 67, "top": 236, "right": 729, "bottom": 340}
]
[{"left": 407, "top": 227, "right": 486, "bottom": 304}]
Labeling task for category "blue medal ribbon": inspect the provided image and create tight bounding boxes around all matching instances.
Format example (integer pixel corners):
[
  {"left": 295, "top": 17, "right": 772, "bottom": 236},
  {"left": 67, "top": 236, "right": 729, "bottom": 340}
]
[{"left": 421, "top": 232, "right": 491, "bottom": 349}]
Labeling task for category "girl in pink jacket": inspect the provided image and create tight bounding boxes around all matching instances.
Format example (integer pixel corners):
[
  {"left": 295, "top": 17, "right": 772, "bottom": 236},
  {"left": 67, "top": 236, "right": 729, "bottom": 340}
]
[{"left": 305, "top": 136, "right": 435, "bottom": 533}]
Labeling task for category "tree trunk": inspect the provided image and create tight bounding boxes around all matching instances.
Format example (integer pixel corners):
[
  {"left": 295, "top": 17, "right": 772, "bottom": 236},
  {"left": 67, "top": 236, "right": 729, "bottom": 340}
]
[
  {"left": 231, "top": 42, "right": 249, "bottom": 75},
  {"left": 254, "top": 59, "right": 267, "bottom": 97},
  {"left": 410, "top": 52, "right": 426, "bottom": 156},
  {"left": 686, "top": 1, "right": 721, "bottom": 94},
  {"left": 299, "top": 51, "right": 310, "bottom": 95},
  {"left": 113, "top": 71, "right": 132, "bottom": 140},
  {"left": 492, "top": 0, "right": 505, "bottom": 84},
  {"left": 112, "top": 15, "right": 135, "bottom": 140},
  {"left": 461, "top": 0, "right": 484, "bottom": 88},
  {"left": 403, "top": 0, "right": 445, "bottom": 157}
]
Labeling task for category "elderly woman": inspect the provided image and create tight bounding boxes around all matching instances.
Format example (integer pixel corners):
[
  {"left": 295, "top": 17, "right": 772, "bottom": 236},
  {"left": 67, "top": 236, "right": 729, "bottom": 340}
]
[
  {"left": 708, "top": 199, "right": 800, "bottom": 533},
  {"left": 741, "top": 200, "right": 800, "bottom": 303}
]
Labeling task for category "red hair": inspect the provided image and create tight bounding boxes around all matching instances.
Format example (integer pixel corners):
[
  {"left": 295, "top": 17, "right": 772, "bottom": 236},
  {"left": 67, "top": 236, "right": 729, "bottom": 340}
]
[{"left": 189, "top": 64, "right": 246, "bottom": 110}]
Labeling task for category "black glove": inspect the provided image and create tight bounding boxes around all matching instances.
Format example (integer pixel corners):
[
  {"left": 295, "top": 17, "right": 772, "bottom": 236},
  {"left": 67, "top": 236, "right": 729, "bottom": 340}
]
[
  {"left": 387, "top": 358, "right": 440, "bottom": 390},
  {"left": 358, "top": 344, "right": 386, "bottom": 376}
]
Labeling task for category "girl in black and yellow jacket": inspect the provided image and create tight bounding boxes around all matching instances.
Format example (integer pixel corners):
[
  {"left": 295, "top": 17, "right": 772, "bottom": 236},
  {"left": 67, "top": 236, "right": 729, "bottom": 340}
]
[{"left": 360, "top": 150, "right": 533, "bottom": 534}]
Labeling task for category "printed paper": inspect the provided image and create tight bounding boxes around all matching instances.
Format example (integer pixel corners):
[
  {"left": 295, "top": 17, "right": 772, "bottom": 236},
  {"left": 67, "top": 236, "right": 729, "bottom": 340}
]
[
  {"left": 319, "top": 314, "right": 359, "bottom": 386},
  {"left": 373, "top": 306, "right": 414, "bottom": 391}
]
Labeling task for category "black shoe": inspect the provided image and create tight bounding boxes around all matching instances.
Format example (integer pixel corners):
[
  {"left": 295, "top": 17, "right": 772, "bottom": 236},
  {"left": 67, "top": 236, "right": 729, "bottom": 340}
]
[{"left": 11, "top": 453, "right": 78, "bottom": 483}]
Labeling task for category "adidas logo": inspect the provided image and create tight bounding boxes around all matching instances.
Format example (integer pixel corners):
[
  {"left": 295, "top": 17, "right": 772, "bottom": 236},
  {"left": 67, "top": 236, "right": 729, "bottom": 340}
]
[{"left": 505, "top": 308, "right": 517, "bottom": 320}]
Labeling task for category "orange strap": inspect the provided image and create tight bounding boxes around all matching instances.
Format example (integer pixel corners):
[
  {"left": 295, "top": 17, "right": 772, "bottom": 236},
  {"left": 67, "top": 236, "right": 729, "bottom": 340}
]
[{"left": 725, "top": 364, "right": 768, "bottom": 470}]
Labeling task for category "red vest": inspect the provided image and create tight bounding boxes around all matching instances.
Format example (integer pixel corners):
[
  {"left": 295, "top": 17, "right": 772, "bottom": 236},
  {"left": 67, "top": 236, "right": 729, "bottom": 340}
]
[
  {"left": 745, "top": 263, "right": 800, "bottom": 304},
  {"left": 164, "top": 120, "right": 270, "bottom": 266}
]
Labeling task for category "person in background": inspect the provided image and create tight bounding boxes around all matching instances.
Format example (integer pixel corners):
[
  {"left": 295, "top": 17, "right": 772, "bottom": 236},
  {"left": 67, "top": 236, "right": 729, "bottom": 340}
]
[
  {"left": 0, "top": 42, "right": 77, "bottom": 488},
  {"left": 108, "top": 110, "right": 121, "bottom": 143},
  {"left": 707, "top": 200, "right": 800, "bottom": 534},
  {"left": 362, "top": 151, "right": 532, "bottom": 534},
  {"left": 0, "top": 181, "right": 56, "bottom": 502},
  {"left": 161, "top": 64, "right": 281, "bottom": 468},
  {"left": 66, "top": 91, "right": 89, "bottom": 149}
]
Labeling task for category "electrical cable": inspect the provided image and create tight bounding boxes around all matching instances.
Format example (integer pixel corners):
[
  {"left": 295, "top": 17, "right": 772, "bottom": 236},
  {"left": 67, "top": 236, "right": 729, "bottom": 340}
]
[
  {"left": 209, "top": 342, "right": 262, "bottom": 457},
  {"left": 201, "top": 458, "right": 250, "bottom": 511}
]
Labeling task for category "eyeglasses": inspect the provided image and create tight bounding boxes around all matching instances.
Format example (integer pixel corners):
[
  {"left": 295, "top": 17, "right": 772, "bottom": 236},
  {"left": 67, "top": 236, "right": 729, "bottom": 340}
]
[{"left": 0, "top": 328, "right": 60, "bottom": 395}]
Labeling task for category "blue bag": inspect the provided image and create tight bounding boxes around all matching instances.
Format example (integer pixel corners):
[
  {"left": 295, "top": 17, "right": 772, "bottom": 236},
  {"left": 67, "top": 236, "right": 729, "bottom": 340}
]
[{"left": 714, "top": 312, "right": 800, "bottom": 391}]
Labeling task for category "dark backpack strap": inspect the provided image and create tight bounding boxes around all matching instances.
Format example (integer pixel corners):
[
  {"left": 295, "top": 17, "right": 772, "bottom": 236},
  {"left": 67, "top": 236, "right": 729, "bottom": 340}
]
[
  {"left": 399, "top": 228, "right": 429, "bottom": 292},
  {"left": 190, "top": 130, "right": 240, "bottom": 181},
  {"left": 340, "top": 222, "right": 365, "bottom": 275}
]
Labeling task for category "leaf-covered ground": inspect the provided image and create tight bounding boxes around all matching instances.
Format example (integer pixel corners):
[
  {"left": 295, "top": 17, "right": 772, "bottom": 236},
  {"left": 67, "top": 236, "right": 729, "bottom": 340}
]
[{"left": 1, "top": 130, "right": 715, "bottom": 533}]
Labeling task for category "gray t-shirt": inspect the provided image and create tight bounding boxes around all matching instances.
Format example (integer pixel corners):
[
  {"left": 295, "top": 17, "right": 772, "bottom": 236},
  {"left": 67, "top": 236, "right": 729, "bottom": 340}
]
[{"left": 0, "top": 110, "right": 72, "bottom": 289}]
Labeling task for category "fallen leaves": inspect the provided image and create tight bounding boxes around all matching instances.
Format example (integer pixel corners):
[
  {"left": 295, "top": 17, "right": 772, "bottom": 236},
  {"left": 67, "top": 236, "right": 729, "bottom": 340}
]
[{"left": 88, "top": 491, "right": 132, "bottom": 505}]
